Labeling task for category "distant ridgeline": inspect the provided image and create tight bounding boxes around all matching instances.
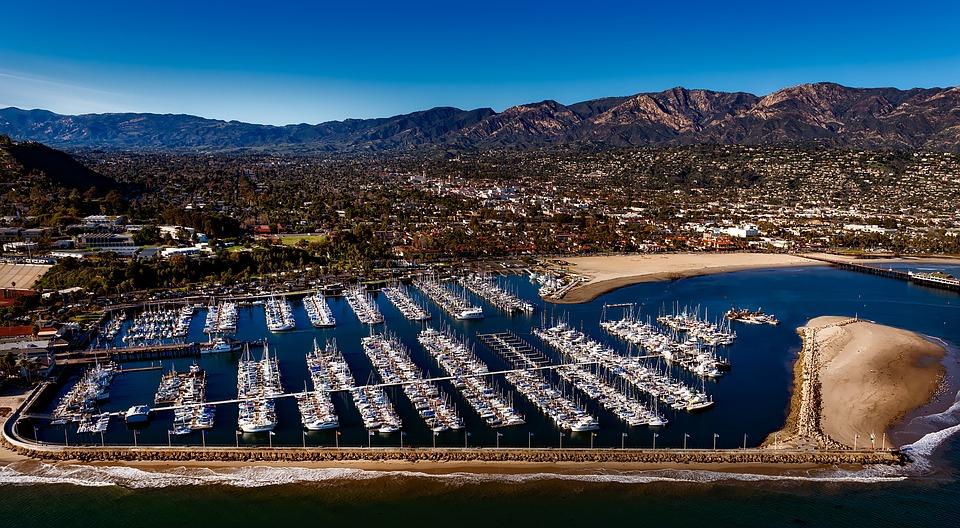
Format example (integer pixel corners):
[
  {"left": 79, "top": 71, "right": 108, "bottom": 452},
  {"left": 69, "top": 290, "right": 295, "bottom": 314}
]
[{"left": 2, "top": 83, "right": 959, "bottom": 153}]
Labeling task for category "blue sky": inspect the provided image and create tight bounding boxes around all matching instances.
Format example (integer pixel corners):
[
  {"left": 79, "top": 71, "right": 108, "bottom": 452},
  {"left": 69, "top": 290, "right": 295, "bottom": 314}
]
[{"left": 1, "top": 0, "right": 958, "bottom": 124}]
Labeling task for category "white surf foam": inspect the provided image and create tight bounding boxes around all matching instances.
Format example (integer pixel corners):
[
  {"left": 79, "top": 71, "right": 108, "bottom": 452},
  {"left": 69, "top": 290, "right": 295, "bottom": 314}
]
[{"left": 0, "top": 460, "right": 910, "bottom": 489}]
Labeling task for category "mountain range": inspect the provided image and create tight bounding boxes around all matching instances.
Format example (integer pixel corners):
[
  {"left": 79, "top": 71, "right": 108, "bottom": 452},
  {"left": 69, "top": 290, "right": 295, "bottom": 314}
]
[{"left": 2, "top": 82, "right": 959, "bottom": 153}]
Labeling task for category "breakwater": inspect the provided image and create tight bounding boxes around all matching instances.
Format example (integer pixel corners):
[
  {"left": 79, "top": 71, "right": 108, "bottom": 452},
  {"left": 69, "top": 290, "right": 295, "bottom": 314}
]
[{"left": 1, "top": 439, "right": 903, "bottom": 466}]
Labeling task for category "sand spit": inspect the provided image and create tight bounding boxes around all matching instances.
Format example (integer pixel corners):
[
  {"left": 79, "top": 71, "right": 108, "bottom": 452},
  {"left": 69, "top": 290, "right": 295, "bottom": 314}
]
[{"left": 769, "top": 317, "right": 945, "bottom": 450}]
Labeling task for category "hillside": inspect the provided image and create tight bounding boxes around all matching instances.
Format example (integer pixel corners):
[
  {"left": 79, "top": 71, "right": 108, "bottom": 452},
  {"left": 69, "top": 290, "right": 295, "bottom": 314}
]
[
  {"left": 2, "top": 83, "right": 959, "bottom": 153},
  {"left": 0, "top": 135, "right": 119, "bottom": 192}
]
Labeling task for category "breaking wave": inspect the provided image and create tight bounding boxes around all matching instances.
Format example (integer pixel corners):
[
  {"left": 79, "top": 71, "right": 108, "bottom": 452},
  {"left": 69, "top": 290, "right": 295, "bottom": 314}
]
[{"left": 0, "top": 460, "right": 912, "bottom": 489}]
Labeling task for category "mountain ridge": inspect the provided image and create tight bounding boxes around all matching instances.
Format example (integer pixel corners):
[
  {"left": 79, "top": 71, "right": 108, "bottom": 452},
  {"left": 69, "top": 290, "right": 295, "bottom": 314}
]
[{"left": 2, "top": 82, "right": 958, "bottom": 153}]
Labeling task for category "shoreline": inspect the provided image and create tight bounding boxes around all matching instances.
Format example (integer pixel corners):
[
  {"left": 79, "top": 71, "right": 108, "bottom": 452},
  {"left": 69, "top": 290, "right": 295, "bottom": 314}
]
[
  {"left": 768, "top": 316, "right": 946, "bottom": 450},
  {"left": 548, "top": 252, "right": 960, "bottom": 304}
]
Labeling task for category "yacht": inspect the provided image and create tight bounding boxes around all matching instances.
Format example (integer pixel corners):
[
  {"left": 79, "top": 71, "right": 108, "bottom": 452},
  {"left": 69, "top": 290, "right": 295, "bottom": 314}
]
[{"left": 124, "top": 405, "right": 151, "bottom": 424}]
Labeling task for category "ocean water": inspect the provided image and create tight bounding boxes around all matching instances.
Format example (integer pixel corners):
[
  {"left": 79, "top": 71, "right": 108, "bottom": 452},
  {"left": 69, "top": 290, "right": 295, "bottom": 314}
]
[{"left": 2, "top": 263, "right": 959, "bottom": 526}]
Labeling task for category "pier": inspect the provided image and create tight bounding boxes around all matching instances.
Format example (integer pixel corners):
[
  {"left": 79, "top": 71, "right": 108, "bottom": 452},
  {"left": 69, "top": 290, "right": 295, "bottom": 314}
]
[
  {"left": 59, "top": 340, "right": 265, "bottom": 365},
  {"left": 803, "top": 255, "right": 960, "bottom": 292}
]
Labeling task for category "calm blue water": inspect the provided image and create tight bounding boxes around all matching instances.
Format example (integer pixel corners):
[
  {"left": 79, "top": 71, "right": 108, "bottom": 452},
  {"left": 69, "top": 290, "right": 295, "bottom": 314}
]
[{"left": 3, "top": 264, "right": 960, "bottom": 527}]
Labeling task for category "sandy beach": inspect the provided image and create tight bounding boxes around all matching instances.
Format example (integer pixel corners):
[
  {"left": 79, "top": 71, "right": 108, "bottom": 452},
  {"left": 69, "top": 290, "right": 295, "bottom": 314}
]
[
  {"left": 547, "top": 252, "right": 960, "bottom": 304},
  {"left": 549, "top": 253, "right": 818, "bottom": 303},
  {"left": 771, "top": 316, "right": 946, "bottom": 449}
]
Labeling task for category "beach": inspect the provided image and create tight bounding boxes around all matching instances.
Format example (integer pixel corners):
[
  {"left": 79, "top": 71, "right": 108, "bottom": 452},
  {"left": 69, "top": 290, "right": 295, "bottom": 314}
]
[
  {"left": 548, "top": 253, "right": 818, "bottom": 303},
  {"left": 548, "top": 252, "right": 960, "bottom": 304},
  {"left": 770, "top": 316, "right": 946, "bottom": 450}
]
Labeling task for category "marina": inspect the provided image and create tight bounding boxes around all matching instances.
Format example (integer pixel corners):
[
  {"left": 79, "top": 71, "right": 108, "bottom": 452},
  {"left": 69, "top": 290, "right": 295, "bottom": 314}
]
[
  {"left": 344, "top": 285, "right": 384, "bottom": 325},
  {"left": 296, "top": 339, "right": 343, "bottom": 430},
  {"left": 303, "top": 291, "right": 336, "bottom": 328},
  {"left": 381, "top": 284, "right": 431, "bottom": 321},
  {"left": 418, "top": 327, "right": 525, "bottom": 428},
  {"left": 17, "top": 264, "right": 960, "bottom": 452},
  {"left": 203, "top": 302, "right": 238, "bottom": 334},
  {"left": 600, "top": 316, "right": 729, "bottom": 378},
  {"left": 154, "top": 363, "right": 214, "bottom": 434},
  {"left": 362, "top": 333, "right": 463, "bottom": 432},
  {"left": 121, "top": 305, "right": 195, "bottom": 346},
  {"left": 656, "top": 304, "right": 737, "bottom": 346},
  {"left": 459, "top": 273, "right": 534, "bottom": 314},
  {"left": 265, "top": 296, "right": 296, "bottom": 332},
  {"left": 51, "top": 363, "right": 116, "bottom": 425},
  {"left": 536, "top": 323, "right": 714, "bottom": 411},
  {"left": 414, "top": 274, "right": 484, "bottom": 320},
  {"left": 478, "top": 332, "right": 599, "bottom": 431},
  {"left": 236, "top": 345, "right": 283, "bottom": 433}
]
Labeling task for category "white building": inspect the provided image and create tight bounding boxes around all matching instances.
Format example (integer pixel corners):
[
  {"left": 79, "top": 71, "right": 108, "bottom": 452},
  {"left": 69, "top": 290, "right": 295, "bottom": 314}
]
[{"left": 723, "top": 224, "right": 760, "bottom": 238}]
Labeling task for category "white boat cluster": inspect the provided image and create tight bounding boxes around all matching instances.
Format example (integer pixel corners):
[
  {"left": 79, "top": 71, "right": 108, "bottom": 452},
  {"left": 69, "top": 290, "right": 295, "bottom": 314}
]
[
  {"left": 555, "top": 364, "right": 666, "bottom": 426},
  {"left": 265, "top": 296, "right": 296, "bottom": 332},
  {"left": 418, "top": 328, "right": 524, "bottom": 428},
  {"left": 601, "top": 318, "right": 728, "bottom": 378},
  {"left": 101, "top": 312, "right": 126, "bottom": 342},
  {"left": 362, "top": 334, "right": 463, "bottom": 432},
  {"left": 53, "top": 363, "right": 115, "bottom": 424},
  {"left": 481, "top": 332, "right": 599, "bottom": 432},
  {"left": 237, "top": 345, "right": 283, "bottom": 433},
  {"left": 297, "top": 340, "right": 341, "bottom": 430},
  {"left": 303, "top": 291, "right": 336, "bottom": 328},
  {"left": 413, "top": 275, "right": 483, "bottom": 320},
  {"left": 76, "top": 412, "right": 110, "bottom": 434},
  {"left": 204, "top": 302, "right": 238, "bottom": 334},
  {"left": 657, "top": 306, "right": 736, "bottom": 346},
  {"left": 381, "top": 284, "right": 431, "bottom": 321},
  {"left": 156, "top": 364, "right": 215, "bottom": 434},
  {"left": 725, "top": 307, "right": 779, "bottom": 325},
  {"left": 535, "top": 323, "right": 713, "bottom": 412},
  {"left": 344, "top": 285, "right": 384, "bottom": 325},
  {"left": 352, "top": 385, "right": 402, "bottom": 433},
  {"left": 530, "top": 271, "right": 576, "bottom": 299},
  {"left": 122, "top": 305, "right": 195, "bottom": 346},
  {"left": 459, "top": 273, "right": 534, "bottom": 314}
]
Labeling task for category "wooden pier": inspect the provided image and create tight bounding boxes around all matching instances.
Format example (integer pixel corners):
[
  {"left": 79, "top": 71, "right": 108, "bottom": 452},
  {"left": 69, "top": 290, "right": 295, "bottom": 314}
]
[
  {"left": 477, "top": 331, "right": 552, "bottom": 368},
  {"left": 803, "top": 255, "right": 960, "bottom": 292}
]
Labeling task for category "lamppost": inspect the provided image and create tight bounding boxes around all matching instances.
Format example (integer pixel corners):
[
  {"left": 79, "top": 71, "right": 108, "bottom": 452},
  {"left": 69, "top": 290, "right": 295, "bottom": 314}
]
[
  {"left": 433, "top": 431, "right": 438, "bottom": 449},
  {"left": 168, "top": 430, "right": 172, "bottom": 447},
  {"left": 33, "top": 425, "right": 38, "bottom": 442},
  {"left": 742, "top": 433, "right": 748, "bottom": 449},
  {"left": 133, "top": 429, "right": 138, "bottom": 447},
  {"left": 268, "top": 430, "right": 275, "bottom": 448},
  {"left": 496, "top": 432, "right": 502, "bottom": 449},
  {"left": 335, "top": 431, "right": 340, "bottom": 449},
  {"left": 63, "top": 426, "right": 68, "bottom": 446},
  {"left": 713, "top": 433, "right": 719, "bottom": 450},
  {"left": 870, "top": 432, "right": 876, "bottom": 450},
  {"left": 465, "top": 431, "right": 472, "bottom": 448},
  {"left": 202, "top": 430, "right": 206, "bottom": 448},
  {"left": 854, "top": 433, "right": 860, "bottom": 451},
  {"left": 652, "top": 432, "right": 658, "bottom": 450},
  {"left": 683, "top": 433, "right": 689, "bottom": 450},
  {"left": 368, "top": 430, "right": 373, "bottom": 448},
  {"left": 235, "top": 430, "right": 241, "bottom": 448},
  {"left": 559, "top": 432, "right": 564, "bottom": 449},
  {"left": 590, "top": 432, "right": 596, "bottom": 449},
  {"left": 621, "top": 432, "right": 627, "bottom": 449},
  {"left": 528, "top": 432, "right": 533, "bottom": 449},
  {"left": 302, "top": 430, "right": 306, "bottom": 448}
]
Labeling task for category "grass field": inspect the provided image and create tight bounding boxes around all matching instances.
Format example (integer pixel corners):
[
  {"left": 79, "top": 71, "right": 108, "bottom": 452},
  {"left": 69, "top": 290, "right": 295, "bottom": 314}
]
[{"left": 279, "top": 234, "right": 327, "bottom": 246}]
